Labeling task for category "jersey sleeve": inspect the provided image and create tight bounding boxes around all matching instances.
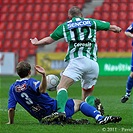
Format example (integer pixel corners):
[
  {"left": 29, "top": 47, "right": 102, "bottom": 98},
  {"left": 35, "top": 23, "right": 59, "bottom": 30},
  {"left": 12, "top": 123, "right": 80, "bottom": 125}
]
[
  {"left": 8, "top": 85, "right": 17, "bottom": 109},
  {"left": 125, "top": 23, "right": 133, "bottom": 33},
  {"left": 90, "top": 18, "right": 110, "bottom": 31},
  {"left": 50, "top": 24, "right": 64, "bottom": 40}
]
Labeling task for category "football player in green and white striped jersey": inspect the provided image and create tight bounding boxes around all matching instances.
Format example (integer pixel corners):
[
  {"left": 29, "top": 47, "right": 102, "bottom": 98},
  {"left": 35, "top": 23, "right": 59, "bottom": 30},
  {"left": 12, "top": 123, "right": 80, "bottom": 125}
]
[{"left": 30, "top": 6, "right": 121, "bottom": 122}]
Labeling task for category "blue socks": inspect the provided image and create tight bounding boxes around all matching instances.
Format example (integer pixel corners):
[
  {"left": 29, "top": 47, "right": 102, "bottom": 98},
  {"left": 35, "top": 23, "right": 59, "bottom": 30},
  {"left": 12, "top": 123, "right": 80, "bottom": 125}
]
[
  {"left": 80, "top": 102, "right": 103, "bottom": 121},
  {"left": 125, "top": 76, "right": 133, "bottom": 97}
]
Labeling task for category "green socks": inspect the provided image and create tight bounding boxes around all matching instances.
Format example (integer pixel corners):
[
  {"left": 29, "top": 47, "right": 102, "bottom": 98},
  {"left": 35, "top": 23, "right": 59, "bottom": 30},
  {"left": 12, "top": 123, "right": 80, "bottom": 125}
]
[
  {"left": 56, "top": 89, "right": 68, "bottom": 113},
  {"left": 56, "top": 90, "right": 96, "bottom": 112},
  {"left": 85, "top": 95, "right": 96, "bottom": 107}
]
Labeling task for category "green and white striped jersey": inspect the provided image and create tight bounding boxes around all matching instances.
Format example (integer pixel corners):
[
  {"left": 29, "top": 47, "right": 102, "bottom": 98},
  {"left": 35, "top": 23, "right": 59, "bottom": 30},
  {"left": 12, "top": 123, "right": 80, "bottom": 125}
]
[{"left": 50, "top": 17, "right": 110, "bottom": 62}]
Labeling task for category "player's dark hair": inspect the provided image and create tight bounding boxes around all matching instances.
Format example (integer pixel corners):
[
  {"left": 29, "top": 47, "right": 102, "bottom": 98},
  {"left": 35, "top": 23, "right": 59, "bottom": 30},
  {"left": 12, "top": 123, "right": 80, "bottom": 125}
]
[
  {"left": 16, "top": 61, "right": 31, "bottom": 78},
  {"left": 68, "top": 6, "right": 82, "bottom": 18}
]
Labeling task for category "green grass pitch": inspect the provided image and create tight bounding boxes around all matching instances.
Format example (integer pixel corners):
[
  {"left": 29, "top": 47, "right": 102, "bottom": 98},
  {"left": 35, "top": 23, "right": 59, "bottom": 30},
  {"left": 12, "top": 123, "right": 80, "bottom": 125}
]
[{"left": 0, "top": 75, "right": 133, "bottom": 133}]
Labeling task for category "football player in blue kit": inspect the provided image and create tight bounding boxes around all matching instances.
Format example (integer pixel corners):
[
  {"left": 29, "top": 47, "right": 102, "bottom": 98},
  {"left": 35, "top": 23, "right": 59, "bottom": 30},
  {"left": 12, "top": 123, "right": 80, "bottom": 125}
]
[
  {"left": 121, "top": 23, "right": 133, "bottom": 103},
  {"left": 7, "top": 61, "right": 122, "bottom": 125}
]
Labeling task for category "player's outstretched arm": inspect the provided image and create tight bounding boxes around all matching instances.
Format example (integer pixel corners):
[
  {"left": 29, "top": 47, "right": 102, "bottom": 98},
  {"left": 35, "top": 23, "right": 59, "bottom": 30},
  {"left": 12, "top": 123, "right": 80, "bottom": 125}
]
[
  {"left": 30, "top": 36, "right": 55, "bottom": 46},
  {"left": 7, "top": 108, "right": 15, "bottom": 124},
  {"left": 109, "top": 25, "right": 122, "bottom": 33},
  {"left": 35, "top": 65, "right": 47, "bottom": 93}
]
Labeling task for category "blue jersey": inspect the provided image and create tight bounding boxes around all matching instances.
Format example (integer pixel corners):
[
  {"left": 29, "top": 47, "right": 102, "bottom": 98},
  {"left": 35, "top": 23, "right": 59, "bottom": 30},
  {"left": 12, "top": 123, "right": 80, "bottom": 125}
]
[
  {"left": 8, "top": 78, "right": 57, "bottom": 121},
  {"left": 126, "top": 23, "right": 133, "bottom": 46}
]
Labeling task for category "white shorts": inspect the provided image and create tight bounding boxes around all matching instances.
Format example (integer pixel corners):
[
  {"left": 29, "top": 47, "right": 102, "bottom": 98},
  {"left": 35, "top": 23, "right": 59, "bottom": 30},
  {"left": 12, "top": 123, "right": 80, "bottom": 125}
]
[{"left": 63, "top": 57, "right": 99, "bottom": 90}]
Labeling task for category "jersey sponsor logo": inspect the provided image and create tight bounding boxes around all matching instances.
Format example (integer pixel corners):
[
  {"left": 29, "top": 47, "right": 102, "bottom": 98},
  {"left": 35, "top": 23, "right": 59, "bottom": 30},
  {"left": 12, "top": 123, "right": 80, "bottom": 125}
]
[
  {"left": 15, "top": 83, "right": 27, "bottom": 92},
  {"left": 31, "top": 104, "right": 42, "bottom": 112},
  {"left": 33, "top": 81, "right": 40, "bottom": 87},
  {"left": 67, "top": 20, "right": 92, "bottom": 30},
  {"left": 74, "top": 42, "right": 92, "bottom": 47}
]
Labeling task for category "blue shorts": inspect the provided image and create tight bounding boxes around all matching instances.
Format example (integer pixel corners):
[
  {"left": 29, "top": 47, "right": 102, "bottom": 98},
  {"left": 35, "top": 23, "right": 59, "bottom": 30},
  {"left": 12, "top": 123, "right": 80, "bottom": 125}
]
[
  {"left": 39, "top": 99, "right": 75, "bottom": 121},
  {"left": 65, "top": 99, "right": 75, "bottom": 118}
]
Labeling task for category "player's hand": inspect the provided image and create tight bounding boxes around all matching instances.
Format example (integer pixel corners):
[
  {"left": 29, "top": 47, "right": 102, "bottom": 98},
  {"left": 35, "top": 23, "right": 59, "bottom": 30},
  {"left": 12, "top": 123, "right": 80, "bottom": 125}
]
[
  {"left": 6, "top": 122, "right": 11, "bottom": 124},
  {"left": 110, "top": 25, "right": 122, "bottom": 33},
  {"left": 6, "top": 122, "right": 13, "bottom": 124},
  {"left": 35, "top": 65, "right": 46, "bottom": 76},
  {"left": 30, "top": 38, "right": 38, "bottom": 45},
  {"left": 115, "top": 26, "right": 122, "bottom": 33}
]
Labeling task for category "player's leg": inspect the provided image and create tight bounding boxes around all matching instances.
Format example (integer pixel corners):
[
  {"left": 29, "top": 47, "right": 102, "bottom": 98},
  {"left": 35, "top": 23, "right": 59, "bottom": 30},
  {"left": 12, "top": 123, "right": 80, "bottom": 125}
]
[
  {"left": 74, "top": 100, "right": 122, "bottom": 125},
  {"left": 81, "top": 59, "right": 99, "bottom": 102},
  {"left": 82, "top": 86, "right": 104, "bottom": 114},
  {"left": 81, "top": 60, "right": 104, "bottom": 115},
  {"left": 64, "top": 99, "right": 90, "bottom": 124},
  {"left": 74, "top": 99, "right": 103, "bottom": 120},
  {"left": 56, "top": 58, "right": 83, "bottom": 117},
  {"left": 56, "top": 75, "right": 74, "bottom": 113},
  {"left": 84, "top": 95, "right": 104, "bottom": 115},
  {"left": 82, "top": 86, "right": 94, "bottom": 101},
  {"left": 121, "top": 52, "right": 133, "bottom": 103},
  {"left": 121, "top": 73, "right": 133, "bottom": 103}
]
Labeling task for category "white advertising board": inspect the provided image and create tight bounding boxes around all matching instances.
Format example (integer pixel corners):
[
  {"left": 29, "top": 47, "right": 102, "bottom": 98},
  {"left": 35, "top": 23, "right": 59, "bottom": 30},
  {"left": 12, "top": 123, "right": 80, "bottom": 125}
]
[{"left": 0, "top": 52, "right": 15, "bottom": 75}]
